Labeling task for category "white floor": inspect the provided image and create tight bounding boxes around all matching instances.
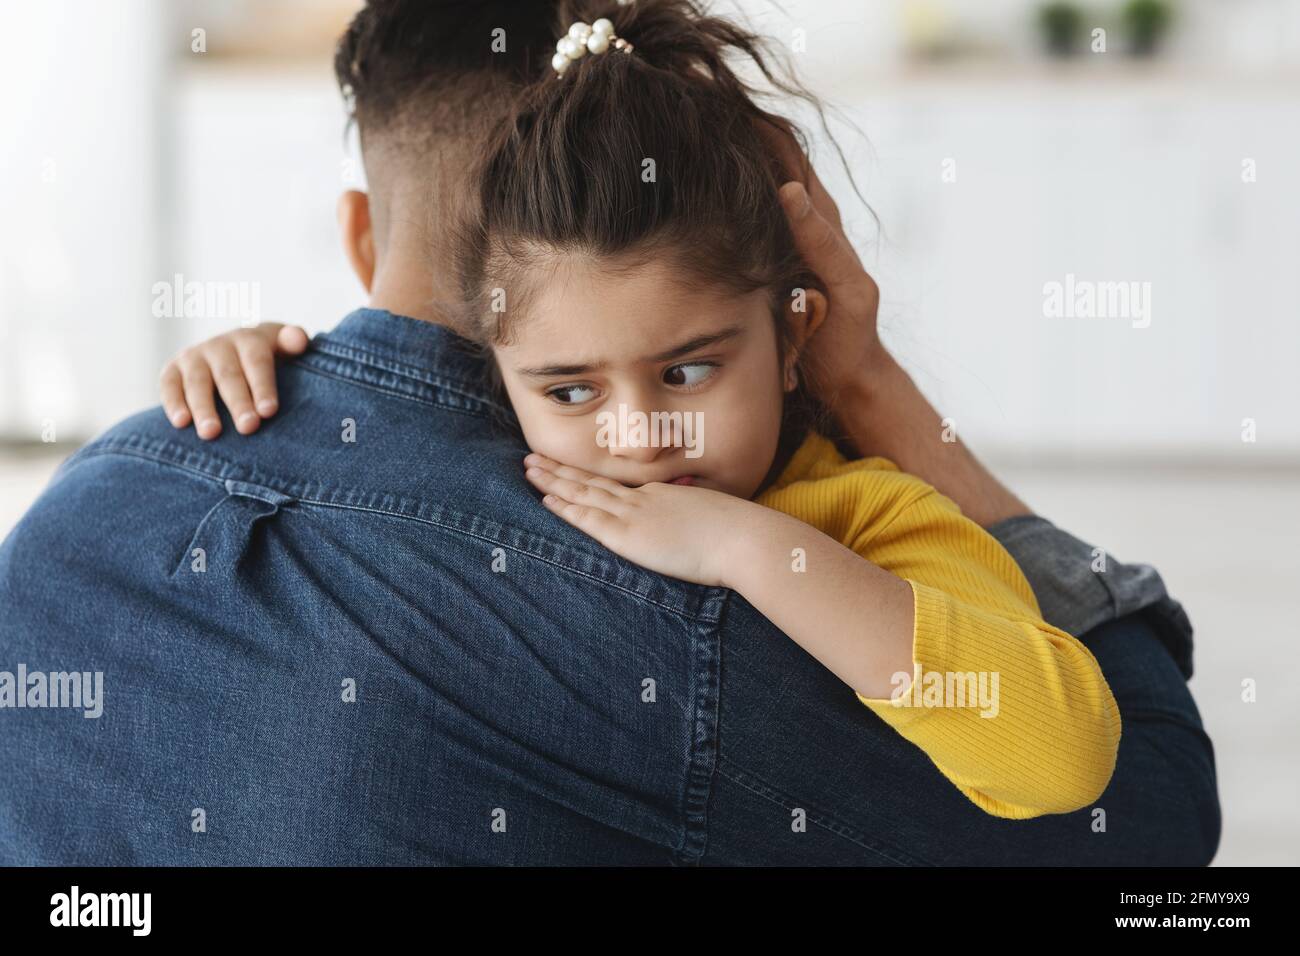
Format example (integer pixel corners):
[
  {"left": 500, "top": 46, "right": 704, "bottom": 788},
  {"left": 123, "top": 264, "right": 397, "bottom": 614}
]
[
  {"left": 993, "top": 460, "right": 1300, "bottom": 867},
  {"left": 2, "top": 447, "right": 1297, "bottom": 866}
]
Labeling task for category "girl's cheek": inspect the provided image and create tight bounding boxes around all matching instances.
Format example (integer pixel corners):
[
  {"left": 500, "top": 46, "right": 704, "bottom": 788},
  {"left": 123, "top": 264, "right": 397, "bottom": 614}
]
[
  {"left": 526, "top": 414, "right": 599, "bottom": 464},
  {"left": 514, "top": 406, "right": 563, "bottom": 457}
]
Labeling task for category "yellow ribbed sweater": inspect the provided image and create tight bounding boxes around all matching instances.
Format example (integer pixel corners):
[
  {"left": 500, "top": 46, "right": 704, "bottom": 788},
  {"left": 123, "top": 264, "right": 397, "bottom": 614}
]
[{"left": 754, "top": 431, "right": 1122, "bottom": 819}]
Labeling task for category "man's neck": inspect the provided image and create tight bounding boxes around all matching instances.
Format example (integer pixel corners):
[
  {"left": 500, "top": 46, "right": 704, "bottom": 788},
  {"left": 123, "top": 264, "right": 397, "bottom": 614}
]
[
  {"left": 367, "top": 256, "right": 466, "bottom": 333},
  {"left": 367, "top": 176, "right": 471, "bottom": 332}
]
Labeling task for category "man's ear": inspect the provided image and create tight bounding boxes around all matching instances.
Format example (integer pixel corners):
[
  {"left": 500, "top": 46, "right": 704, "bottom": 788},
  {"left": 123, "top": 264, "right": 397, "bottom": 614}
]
[
  {"left": 781, "top": 287, "right": 829, "bottom": 388},
  {"left": 337, "top": 190, "right": 376, "bottom": 292}
]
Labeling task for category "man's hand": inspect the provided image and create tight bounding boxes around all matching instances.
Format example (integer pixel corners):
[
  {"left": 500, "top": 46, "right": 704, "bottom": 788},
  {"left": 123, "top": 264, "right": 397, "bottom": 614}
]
[
  {"left": 762, "top": 125, "right": 1031, "bottom": 527},
  {"left": 159, "top": 323, "right": 309, "bottom": 440},
  {"left": 762, "top": 123, "right": 887, "bottom": 404}
]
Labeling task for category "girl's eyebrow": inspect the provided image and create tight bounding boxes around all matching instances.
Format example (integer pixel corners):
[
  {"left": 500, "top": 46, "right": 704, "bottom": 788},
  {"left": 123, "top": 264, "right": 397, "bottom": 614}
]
[{"left": 517, "top": 323, "right": 746, "bottom": 378}]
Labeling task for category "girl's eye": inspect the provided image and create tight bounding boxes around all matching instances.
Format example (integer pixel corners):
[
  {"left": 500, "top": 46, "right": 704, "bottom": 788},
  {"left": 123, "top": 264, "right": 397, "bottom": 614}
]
[
  {"left": 545, "top": 383, "right": 600, "bottom": 406},
  {"left": 663, "top": 361, "right": 719, "bottom": 389}
]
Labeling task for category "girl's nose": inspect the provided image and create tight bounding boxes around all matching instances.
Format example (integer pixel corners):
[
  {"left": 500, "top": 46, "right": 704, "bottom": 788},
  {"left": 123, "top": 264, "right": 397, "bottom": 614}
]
[
  {"left": 605, "top": 432, "right": 666, "bottom": 464},
  {"left": 599, "top": 397, "right": 672, "bottom": 464}
]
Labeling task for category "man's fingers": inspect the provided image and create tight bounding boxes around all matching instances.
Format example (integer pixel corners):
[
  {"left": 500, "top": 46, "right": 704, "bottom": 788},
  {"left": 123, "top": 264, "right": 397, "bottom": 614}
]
[
  {"left": 779, "top": 181, "right": 865, "bottom": 289},
  {"left": 756, "top": 118, "right": 844, "bottom": 230},
  {"left": 176, "top": 355, "right": 222, "bottom": 440},
  {"left": 203, "top": 342, "right": 260, "bottom": 435},
  {"left": 159, "top": 364, "right": 191, "bottom": 429},
  {"left": 234, "top": 335, "right": 281, "bottom": 418},
  {"left": 800, "top": 157, "right": 844, "bottom": 231}
]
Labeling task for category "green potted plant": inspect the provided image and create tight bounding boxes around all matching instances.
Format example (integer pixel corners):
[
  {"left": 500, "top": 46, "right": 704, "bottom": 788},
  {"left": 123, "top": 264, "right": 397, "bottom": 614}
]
[
  {"left": 1038, "top": 2, "right": 1085, "bottom": 56},
  {"left": 1122, "top": 0, "right": 1173, "bottom": 56}
]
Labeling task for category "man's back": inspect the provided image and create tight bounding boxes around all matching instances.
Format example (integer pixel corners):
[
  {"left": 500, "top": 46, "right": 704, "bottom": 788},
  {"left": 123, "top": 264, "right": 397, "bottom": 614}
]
[
  {"left": 0, "top": 310, "right": 1219, "bottom": 865},
  {"left": 1, "top": 310, "right": 726, "bottom": 864}
]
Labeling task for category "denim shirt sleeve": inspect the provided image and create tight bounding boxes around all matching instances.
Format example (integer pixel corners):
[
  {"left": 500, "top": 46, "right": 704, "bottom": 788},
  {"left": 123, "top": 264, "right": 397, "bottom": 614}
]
[{"left": 986, "top": 514, "right": 1195, "bottom": 681}]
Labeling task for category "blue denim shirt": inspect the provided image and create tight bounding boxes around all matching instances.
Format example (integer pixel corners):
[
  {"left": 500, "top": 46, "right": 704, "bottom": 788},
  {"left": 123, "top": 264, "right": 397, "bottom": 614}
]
[{"left": 0, "top": 309, "right": 1215, "bottom": 865}]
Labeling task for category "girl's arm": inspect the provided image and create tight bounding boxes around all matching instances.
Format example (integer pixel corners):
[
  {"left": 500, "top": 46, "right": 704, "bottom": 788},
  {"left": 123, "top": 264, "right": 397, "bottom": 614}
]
[
  {"left": 717, "top": 504, "right": 918, "bottom": 700},
  {"left": 523, "top": 451, "right": 913, "bottom": 697},
  {"left": 524, "top": 452, "right": 1120, "bottom": 819},
  {"left": 159, "top": 323, "right": 309, "bottom": 439}
]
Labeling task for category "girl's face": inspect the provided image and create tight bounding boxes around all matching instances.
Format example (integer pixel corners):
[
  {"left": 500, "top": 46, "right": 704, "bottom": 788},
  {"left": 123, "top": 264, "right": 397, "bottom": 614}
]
[{"left": 492, "top": 254, "right": 789, "bottom": 500}]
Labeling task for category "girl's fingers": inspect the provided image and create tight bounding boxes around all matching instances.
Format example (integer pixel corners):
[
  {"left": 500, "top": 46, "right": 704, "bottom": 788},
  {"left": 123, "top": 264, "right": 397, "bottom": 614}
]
[
  {"left": 203, "top": 342, "right": 260, "bottom": 435},
  {"left": 159, "top": 364, "right": 191, "bottom": 428},
  {"left": 276, "top": 324, "right": 309, "bottom": 354},
  {"left": 524, "top": 465, "right": 622, "bottom": 510},
  {"left": 234, "top": 334, "right": 281, "bottom": 418},
  {"left": 523, "top": 453, "right": 630, "bottom": 497},
  {"left": 176, "top": 354, "right": 222, "bottom": 440},
  {"left": 540, "top": 494, "right": 617, "bottom": 538}
]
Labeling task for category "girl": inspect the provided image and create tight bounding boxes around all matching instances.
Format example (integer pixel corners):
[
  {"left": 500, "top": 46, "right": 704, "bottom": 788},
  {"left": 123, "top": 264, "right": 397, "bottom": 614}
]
[{"left": 159, "top": 0, "right": 1120, "bottom": 819}]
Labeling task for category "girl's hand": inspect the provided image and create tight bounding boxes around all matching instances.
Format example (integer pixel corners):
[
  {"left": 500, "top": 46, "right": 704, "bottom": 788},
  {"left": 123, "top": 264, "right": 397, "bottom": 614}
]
[
  {"left": 159, "top": 323, "right": 309, "bottom": 440},
  {"left": 522, "top": 453, "right": 755, "bottom": 588}
]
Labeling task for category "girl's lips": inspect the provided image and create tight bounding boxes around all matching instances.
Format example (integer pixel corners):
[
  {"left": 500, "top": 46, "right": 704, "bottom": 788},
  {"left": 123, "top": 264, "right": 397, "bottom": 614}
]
[{"left": 668, "top": 476, "right": 696, "bottom": 486}]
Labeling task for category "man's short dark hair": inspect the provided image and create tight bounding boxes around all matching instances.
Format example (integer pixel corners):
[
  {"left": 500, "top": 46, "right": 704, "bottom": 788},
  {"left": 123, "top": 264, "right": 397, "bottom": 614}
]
[{"left": 333, "top": 0, "right": 564, "bottom": 142}]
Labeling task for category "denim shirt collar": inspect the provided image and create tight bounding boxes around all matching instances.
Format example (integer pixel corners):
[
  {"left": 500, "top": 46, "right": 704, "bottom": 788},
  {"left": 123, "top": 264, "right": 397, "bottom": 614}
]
[
  {"left": 327, "top": 308, "right": 481, "bottom": 372},
  {"left": 310, "top": 308, "right": 517, "bottom": 427},
  {"left": 320, "top": 304, "right": 492, "bottom": 386}
]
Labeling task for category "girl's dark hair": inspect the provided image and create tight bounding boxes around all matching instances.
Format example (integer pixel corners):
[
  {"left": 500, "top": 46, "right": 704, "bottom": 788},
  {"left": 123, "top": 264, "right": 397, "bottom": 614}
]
[{"left": 458, "top": 0, "right": 857, "bottom": 461}]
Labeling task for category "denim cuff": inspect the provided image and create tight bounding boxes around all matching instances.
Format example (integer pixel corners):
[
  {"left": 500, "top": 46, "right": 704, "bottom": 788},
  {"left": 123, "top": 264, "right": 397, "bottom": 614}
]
[{"left": 987, "top": 514, "right": 1194, "bottom": 681}]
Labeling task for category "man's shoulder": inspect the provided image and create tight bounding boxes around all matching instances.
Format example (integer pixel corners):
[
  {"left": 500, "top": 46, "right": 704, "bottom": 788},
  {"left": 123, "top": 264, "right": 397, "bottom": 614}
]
[
  {"left": 67, "top": 405, "right": 245, "bottom": 485},
  {"left": 47, "top": 387, "right": 721, "bottom": 623}
]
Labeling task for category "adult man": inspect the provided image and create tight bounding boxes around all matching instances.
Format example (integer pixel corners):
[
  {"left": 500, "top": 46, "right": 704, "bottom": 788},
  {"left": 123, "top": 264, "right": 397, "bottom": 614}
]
[{"left": 0, "top": 1, "right": 1216, "bottom": 864}]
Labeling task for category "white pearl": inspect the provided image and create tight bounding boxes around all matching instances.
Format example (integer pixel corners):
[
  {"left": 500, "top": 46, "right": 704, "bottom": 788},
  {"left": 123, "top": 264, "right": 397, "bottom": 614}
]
[
  {"left": 586, "top": 33, "right": 610, "bottom": 54},
  {"left": 552, "top": 52, "right": 570, "bottom": 73},
  {"left": 558, "top": 37, "right": 580, "bottom": 59},
  {"left": 592, "top": 18, "right": 614, "bottom": 36},
  {"left": 569, "top": 22, "right": 592, "bottom": 40}
]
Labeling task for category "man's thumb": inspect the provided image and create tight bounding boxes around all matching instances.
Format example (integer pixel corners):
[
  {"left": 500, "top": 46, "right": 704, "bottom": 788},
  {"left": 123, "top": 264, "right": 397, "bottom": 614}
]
[{"left": 779, "top": 181, "right": 812, "bottom": 220}]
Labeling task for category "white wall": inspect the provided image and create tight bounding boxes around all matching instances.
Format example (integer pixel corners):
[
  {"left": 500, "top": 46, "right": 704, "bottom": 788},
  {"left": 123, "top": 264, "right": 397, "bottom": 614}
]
[
  {"left": 821, "top": 74, "right": 1300, "bottom": 461},
  {"left": 763, "top": 0, "right": 1300, "bottom": 461},
  {"left": 0, "top": 0, "right": 166, "bottom": 441},
  {"left": 163, "top": 63, "right": 367, "bottom": 355},
  {"left": 3, "top": 0, "right": 1297, "bottom": 461}
]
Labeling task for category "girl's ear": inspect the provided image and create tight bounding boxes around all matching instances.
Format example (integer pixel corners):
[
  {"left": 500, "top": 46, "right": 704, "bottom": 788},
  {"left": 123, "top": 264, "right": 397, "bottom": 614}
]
[
  {"left": 337, "top": 190, "right": 376, "bottom": 292},
  {"left": 781, "top": 287, "right": 829, "bottom": 390}
]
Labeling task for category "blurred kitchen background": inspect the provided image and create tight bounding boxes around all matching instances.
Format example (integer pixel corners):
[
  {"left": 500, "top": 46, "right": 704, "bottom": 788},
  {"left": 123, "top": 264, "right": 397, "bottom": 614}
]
[{"left": 1, "top": 0, "right": 1297, "bottom": 864}]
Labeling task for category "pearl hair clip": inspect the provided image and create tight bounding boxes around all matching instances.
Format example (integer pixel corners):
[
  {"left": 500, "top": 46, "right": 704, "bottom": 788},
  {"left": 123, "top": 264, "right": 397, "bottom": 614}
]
[{"left": 552, "top": 18, "right": 634, "bottom": 77}]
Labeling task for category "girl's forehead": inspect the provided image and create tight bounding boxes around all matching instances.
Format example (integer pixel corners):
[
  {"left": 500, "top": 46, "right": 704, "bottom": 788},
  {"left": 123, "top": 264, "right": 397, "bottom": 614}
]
[
  {"left": 498, "top": 280, "right": 769, "bottom": 374},
  {"left": 523, "top": 255, "right": 760, "bottom": 327}
]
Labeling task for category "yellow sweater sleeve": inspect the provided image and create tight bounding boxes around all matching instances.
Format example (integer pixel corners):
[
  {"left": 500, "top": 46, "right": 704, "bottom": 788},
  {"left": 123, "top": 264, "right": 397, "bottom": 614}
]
[{"left": 849, "top": 487, "right": 1122, "bottom": 819}]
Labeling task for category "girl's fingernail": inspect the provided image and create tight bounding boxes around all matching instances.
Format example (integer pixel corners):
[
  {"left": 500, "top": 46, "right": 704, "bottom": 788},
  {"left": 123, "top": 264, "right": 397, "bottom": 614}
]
[
  {"left": 238, "top": 412, "right": 259, "bottom": 429},
  {"left": 526, "top": 467, "right": 541, "bottom": 478},
  {"left": 257, "top": 400, "right": 277, "bottom": 416},
  {"left": 543, "top": 495, "right": 556, "bottom": 504}
]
